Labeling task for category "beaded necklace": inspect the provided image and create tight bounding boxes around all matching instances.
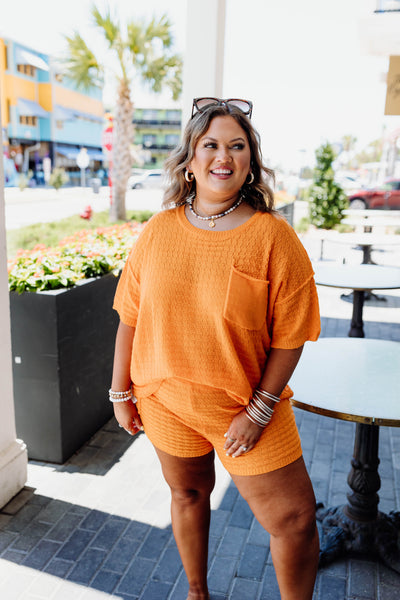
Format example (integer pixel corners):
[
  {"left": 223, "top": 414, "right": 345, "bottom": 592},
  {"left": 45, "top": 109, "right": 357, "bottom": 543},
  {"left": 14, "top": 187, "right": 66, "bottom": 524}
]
[{"left": 187, "top": 195, "right": 243, "bottom": 228}]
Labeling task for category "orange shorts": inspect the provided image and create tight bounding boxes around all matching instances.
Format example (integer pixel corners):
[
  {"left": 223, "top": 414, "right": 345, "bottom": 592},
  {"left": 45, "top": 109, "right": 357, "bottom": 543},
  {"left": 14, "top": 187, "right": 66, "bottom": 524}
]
[{"left": 136, "top": 378, "right": 302, "bottom": 476}]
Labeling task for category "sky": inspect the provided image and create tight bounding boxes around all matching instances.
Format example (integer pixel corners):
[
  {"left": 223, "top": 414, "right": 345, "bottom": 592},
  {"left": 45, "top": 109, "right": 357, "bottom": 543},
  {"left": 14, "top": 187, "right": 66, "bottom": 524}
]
[{"left": 0, "top": 0, "right": 397, "bottom": 170}]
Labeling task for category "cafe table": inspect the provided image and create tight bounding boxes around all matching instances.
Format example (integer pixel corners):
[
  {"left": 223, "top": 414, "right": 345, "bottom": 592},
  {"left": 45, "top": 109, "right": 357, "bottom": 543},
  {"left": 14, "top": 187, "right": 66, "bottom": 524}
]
[
  {"left": 323, "top": 233, "right": 400, "bottom": 265},
  {"left": 289, "top": 337, "right": 400, "bottom": 572},
  {"left": 313, "top": 263, "right": 400, "bottom": 337}
]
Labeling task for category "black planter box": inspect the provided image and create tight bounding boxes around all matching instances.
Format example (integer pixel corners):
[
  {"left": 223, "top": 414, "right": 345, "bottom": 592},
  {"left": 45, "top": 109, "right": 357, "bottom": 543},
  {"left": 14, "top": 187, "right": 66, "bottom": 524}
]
[{"left": 10, "top": 273, "right": 120, "bottom": 463}]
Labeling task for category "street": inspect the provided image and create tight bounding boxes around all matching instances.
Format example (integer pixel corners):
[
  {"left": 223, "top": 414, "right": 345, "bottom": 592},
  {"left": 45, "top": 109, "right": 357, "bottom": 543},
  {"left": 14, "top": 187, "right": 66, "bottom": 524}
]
[{"left": 4, "top": 186, "right": 164, "bottom": 230}]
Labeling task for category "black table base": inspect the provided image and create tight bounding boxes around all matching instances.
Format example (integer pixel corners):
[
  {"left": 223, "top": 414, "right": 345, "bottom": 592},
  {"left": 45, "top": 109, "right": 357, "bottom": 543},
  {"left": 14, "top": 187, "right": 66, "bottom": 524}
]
[
  {"left": 316, "top": 504, "right": 400, "bottom": 573},
  {"left": 349, "top": 290, "right": 365, "bottom": 337},
  {"left": 316, "top": 423, "right": 400, "bottom": 573}
]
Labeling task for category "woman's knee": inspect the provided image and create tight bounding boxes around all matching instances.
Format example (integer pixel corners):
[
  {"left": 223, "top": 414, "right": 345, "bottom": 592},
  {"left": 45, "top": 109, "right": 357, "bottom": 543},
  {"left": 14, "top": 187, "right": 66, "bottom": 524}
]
[
  {"left": 272, "top": 501, "right": 317, "bottom": 541},
  {"left": 170, "top": 485, "right": 213, "bottom": 507}
]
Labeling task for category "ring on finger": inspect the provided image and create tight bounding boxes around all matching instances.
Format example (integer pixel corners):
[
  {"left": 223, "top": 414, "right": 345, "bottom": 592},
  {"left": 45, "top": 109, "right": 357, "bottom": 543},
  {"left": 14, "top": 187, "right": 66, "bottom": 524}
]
[
  {"left": 240, "top": 445, "right": 248, "bottom": 452},
  {"left": 228, "top": 437, "right": 236, "bottom": 442}
]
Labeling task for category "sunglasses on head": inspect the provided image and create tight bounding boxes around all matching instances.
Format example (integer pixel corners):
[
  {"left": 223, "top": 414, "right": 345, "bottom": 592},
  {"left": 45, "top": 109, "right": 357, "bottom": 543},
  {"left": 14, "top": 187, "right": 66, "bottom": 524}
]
[{"left": 191, "top": 97, "right": 253, "bottom": 118}]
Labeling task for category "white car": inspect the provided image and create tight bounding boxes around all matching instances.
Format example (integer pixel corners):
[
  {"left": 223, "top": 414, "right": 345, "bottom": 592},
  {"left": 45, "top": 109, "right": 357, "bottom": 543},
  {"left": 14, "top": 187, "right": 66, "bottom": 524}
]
[{"left": 128, "top": 169, "right": 165, "bottom": 189}]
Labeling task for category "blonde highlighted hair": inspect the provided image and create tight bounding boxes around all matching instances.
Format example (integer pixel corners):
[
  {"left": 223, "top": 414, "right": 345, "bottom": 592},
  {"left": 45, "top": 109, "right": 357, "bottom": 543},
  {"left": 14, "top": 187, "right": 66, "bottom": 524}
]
[{"left": 162, "top": 104, "right": 275, "bottom": 212}]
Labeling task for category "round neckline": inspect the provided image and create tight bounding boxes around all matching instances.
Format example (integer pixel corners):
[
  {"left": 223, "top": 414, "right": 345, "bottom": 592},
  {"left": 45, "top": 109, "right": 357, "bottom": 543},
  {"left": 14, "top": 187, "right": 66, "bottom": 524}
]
[{"left": 176, "top": 204, "right": 264, "bottom": 239}]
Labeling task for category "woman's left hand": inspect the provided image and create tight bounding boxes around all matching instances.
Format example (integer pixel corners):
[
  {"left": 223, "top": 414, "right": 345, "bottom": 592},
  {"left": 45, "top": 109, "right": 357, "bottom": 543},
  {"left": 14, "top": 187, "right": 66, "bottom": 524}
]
[{"left": 223, "top": 410, "right": 264, "bottom": 458}]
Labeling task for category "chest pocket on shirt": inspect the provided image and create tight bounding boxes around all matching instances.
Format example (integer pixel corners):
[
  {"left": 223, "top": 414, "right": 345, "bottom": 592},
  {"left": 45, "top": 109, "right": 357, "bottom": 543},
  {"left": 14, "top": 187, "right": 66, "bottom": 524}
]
[{"left": 223, "top": 265, "right": 269, "bottom": 330}]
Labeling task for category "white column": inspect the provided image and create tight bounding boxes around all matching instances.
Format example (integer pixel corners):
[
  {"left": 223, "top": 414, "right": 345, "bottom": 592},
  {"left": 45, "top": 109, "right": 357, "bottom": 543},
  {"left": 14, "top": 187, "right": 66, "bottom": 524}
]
[
  {"left": 181, "top": 0, "right": 226, "bottom": 126},
  {"left": 0, "top": 107, "right": 28, "bottom": 509}
]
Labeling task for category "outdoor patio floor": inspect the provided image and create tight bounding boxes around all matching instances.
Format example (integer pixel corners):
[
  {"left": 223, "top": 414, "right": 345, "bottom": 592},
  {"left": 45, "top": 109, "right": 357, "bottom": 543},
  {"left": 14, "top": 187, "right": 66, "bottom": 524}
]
[{"left": 0, "top": 231, "right": 399, "bottom": 600}]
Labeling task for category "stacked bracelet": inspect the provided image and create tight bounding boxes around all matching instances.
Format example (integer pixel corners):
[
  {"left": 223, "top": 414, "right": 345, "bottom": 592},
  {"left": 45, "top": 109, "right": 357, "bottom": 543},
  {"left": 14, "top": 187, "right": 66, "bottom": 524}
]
[
  {"left": 109, "top": 388, "right": 132, "bottom": 403},
  {"left": 245, "top": 388, "right": 280, "bottom": 428}
]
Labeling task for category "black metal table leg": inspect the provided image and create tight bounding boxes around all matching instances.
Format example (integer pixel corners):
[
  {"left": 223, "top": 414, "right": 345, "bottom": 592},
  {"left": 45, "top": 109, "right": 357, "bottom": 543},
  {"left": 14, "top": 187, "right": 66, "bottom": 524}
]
[
  {"left": 316, "top": 423, "right": 400, "bottom": 572},
  {"left": 349, "top": 290, "right": 365, "bottom": 337}
]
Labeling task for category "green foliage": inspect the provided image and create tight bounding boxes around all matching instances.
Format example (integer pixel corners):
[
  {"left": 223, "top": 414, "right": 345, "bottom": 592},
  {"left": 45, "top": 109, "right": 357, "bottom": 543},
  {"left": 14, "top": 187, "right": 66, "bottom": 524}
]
[
  {"left": 18, "top": 170, "right": 33, "bottom": 191},
  {"left": 6, "top": 210, "right": 154, "bottom": 258},
  {"left": 295, "top": 217, "right": 311, "bottom": 234},
  {"left": 8, "top": 222, "right": 146, "bottom": 293},
  {"left": 308, "top": 143, "right": 348, "bottom": 230},
  {"left": 63, "top": 5, "right": 182, "bottom": 98},
  {"left": 129, "top": 210, "right": 154, "bottom": 223},
  {"left": 49, "top": 168, "right": 69, "bottom": 191}
]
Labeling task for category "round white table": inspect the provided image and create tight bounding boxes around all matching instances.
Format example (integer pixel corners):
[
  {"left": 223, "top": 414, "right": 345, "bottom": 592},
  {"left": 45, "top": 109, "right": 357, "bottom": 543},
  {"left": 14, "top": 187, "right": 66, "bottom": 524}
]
[
  {"left": 323, "top": 233, "right": 400, "bottom": 264},
  {"left": 289, "top": 338, "right": 400, "bottom": 572},
  {"left": 314, "top": 263, "right": 400, "bottom": 337}
]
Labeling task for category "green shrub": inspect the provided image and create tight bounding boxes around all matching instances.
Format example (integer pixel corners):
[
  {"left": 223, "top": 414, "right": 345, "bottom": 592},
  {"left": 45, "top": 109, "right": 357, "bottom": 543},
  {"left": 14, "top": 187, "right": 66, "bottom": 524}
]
[
  {"left": 295, "top": 217, "right": 311, "bottom": 234},
  {"left": 49, "top": 167, "right": 69, "bottom": 190},
  {"left": 308, "top": 143, "right": 348, "bottom": 229},
  {"left": 18, "top": 170, "right": 33, "bottom": 191}
]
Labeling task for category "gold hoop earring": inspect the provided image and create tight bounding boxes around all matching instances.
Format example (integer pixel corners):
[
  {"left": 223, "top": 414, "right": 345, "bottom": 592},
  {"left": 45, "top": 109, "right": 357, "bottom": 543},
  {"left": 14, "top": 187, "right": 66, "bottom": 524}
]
[
  {"left": 185, "top": 169, "right": 194, "bottom": 182},
  {"left": 247, "top": 172, "right": 254, "bottom": 185}
]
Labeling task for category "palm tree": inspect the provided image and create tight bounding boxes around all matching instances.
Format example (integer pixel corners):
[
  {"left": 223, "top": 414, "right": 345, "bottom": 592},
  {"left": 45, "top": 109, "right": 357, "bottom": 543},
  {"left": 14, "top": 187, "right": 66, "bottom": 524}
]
[{"left": 63, "top": 4, "right": 182, "bottom": 221}]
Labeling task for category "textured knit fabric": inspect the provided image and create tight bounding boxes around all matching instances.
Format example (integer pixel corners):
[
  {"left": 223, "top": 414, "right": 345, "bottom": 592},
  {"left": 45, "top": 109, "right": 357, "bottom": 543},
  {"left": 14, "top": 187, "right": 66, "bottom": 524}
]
[
  {"left": 113, "top": 206, "right": 320, "bottom": 473},
  {"left": 136, "top": 378, "right": 302, "bottom": 476}
]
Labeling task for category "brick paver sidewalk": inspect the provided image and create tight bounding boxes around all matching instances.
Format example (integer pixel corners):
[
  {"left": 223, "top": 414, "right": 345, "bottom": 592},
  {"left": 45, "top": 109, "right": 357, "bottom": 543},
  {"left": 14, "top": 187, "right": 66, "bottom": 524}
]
[{"left": 1, "top": 235, "right": 399, "bottom": 599}]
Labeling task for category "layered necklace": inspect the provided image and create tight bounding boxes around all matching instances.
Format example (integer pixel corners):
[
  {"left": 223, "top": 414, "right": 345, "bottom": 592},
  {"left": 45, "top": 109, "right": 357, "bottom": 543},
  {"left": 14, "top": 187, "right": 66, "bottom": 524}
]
[{"left": 187, "top": 195, "right": 243, "bottom": 228}]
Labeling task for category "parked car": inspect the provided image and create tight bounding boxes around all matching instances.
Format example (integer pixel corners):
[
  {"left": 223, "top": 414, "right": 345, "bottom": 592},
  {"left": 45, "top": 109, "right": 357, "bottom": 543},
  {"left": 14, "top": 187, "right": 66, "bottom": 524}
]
[
  {"left": 127, "top": 169, "right": 165, "bottom": 189},
  {"left": 348, "top": 179, "right": 400, "bottom": 209}
]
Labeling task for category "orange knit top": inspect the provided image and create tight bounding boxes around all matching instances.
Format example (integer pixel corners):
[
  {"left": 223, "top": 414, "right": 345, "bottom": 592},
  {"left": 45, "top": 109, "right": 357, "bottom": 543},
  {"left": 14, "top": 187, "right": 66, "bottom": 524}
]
[{"left": 113, "top": 205, "right": 320, "bottom": 404}]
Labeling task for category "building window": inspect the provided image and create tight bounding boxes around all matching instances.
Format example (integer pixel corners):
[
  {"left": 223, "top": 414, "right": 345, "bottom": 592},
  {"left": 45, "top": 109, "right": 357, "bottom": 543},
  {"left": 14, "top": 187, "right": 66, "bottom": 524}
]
[
  {"left": 142, "top": 134, "right": 157, "bottom": 147},
  {"left": 165, "top": 134, "right": 180, "bottom": 146},
  {"left": 142, "top": 109, "right": 159, "bottom": 121},
  {"left": 4, "top": 45, "right": 8, "bottom": 70},
  {"left": 6, "top": 100, "right": 11, "bottom": 124},
  {"left": 17, "top": 64, "right": 36, "bottom": 77},
  {"left": 19, "top": 115, "right": 38, "bottom": 126},
  {"left": 165, "top": 110, "right": 181, "bottom": 121}
]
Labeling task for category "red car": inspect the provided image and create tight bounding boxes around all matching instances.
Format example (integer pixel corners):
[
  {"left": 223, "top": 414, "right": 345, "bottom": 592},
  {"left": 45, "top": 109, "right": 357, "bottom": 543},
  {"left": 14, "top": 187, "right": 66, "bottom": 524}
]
[{"left": 348, "top": 179, "right": 400, "bottom": 209}]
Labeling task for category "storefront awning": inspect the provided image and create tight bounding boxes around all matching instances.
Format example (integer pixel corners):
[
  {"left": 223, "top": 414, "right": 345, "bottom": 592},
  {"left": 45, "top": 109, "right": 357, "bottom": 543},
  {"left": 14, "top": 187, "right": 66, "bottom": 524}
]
[
  {"left": 54, "top": 106, "right": 75, "bottom": 121},
  {"left": 87, "top": 149, "right": 106, "bottom": 161},
  {"left": 15, "top": 47, "right": 49, "bottom": 71},
  {"left": 55, "top": 145, "right": 80, "bottom": 160},
  {"left": 72, "top": 109, "right": 103, "bottom": 123},
  {"left": 54, "top": 106, "right": 103, "bottom": 123},
  {"left": 17, "top": 98, "right": 49, "bottom": 118},
  {"left": 56, "top": 146, "right": 105, "bottom": 161}
]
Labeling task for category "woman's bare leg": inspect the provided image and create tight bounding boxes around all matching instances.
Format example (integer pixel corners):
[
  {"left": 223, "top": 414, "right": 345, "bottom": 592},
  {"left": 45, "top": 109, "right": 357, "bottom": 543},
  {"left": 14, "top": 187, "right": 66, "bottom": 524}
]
[
  {"left": 232, "top": 457, "right": 319, "bottom": 600},
  {"left": 155, "top": 447, "right": 215, "bottom": 600}
]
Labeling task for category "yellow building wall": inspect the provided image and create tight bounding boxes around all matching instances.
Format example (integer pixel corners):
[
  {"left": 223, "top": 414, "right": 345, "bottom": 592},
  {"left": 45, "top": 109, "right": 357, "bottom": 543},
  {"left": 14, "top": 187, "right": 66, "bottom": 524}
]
[
  {"left": 54, "top": 86, "right": 103, "bottom": 117},
  {"left": 38, "top": 83, "right": 52, "bottom": 111},
  {"left": 4, "top": 74, "right": 36, "bottom": 105}
]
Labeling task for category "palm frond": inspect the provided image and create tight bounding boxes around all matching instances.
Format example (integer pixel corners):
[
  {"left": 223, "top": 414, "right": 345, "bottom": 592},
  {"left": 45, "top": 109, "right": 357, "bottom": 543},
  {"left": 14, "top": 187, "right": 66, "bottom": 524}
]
[
  {"left": 126, "top": 22, "right": 145, "bottom": 58},
  {"left": 91, "top": 3, "right": 120, "bottom": 47},
  {"left": 144, "top": 14, "right": 173, "bottom": 48},
  {"left": 63, "top": 32, "right": 103, "bottom": 90},
  {"left": 141, "top": 54, "right": 182, "bottom": 98}
]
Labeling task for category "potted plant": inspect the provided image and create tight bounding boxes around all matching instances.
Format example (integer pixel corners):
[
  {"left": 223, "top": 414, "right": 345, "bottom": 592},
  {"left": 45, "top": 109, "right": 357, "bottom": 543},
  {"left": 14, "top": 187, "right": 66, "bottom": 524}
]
[{"left": 8, "top": 222, "right": 145, "bottom": 463}]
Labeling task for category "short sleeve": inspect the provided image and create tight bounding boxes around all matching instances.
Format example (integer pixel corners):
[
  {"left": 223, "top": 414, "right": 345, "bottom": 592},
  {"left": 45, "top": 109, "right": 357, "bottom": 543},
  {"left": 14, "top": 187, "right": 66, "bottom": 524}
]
[
  {"left": 113, "top": 255, "right": 140, "bottom": 327},
  {"left": 270, "top": 274, "right": 320, "bottom": 348},
  {"left": 267, "top": 217, "right": 321, "bottom": 349}
]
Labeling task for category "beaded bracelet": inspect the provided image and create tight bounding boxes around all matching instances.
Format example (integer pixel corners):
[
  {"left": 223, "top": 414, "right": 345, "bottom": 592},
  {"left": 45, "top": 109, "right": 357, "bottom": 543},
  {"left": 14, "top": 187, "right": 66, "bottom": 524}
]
[
  {"left": 109, "top": 388, "right": 132, "bottom": 403},
  {"left": 245, "top": 388, "right": 280, "bottom": 428}
]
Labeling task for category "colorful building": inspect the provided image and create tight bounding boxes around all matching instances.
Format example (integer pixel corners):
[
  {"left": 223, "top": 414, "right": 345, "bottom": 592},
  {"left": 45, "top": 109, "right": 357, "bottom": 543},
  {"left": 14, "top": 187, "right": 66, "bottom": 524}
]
[
  {"left": 0, "top": 37, "right": 105, "bottom": 185},
  {"left": 133, "top": 106, "right": 181, "bottom": 167}
]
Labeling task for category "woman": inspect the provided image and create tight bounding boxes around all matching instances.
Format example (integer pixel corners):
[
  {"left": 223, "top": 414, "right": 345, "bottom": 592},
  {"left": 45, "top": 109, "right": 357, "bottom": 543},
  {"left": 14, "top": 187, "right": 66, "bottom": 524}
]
[{"left": 110, "top": 98, "right": 321, "bottom": 600}]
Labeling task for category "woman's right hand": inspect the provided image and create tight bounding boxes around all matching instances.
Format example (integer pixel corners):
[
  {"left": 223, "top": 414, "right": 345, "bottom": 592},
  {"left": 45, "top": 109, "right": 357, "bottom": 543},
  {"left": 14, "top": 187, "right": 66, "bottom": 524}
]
[{"left": 114, "top": 400, "right": 143, "bottom": 436}]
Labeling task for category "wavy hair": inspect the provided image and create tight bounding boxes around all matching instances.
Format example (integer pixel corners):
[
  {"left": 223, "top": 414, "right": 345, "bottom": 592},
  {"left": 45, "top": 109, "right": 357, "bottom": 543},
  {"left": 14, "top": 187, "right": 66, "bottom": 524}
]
[{"left": 162, "top": 104, "right": 275, "bottom": 212}]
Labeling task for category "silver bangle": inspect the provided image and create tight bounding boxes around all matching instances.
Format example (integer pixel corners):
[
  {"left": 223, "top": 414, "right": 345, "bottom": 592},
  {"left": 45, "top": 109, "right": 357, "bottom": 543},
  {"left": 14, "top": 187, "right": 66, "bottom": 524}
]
[
  {"left": 244, "top": 388, "right": 280, "bottom": 428},
  {"left": 109, "top": 388, "right": 132, "bottom": 403},
  {"left": 255, "top": 388, "right": 281, "bottom": 403}
]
